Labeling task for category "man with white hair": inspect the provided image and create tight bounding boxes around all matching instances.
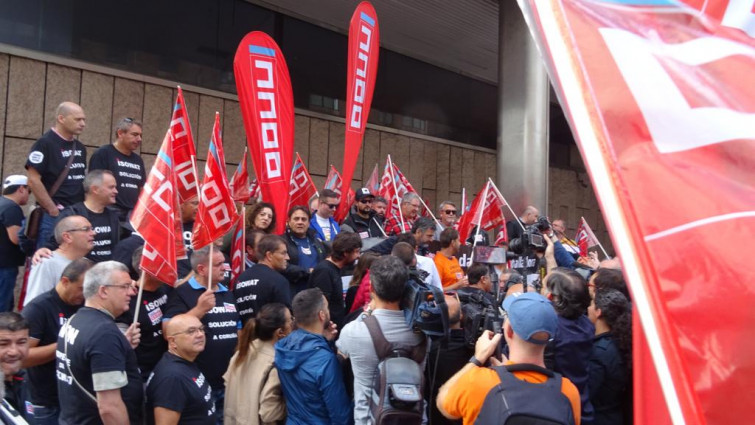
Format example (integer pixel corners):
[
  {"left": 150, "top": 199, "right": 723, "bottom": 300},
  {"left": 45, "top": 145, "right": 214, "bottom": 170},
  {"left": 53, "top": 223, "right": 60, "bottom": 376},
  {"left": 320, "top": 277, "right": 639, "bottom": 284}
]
[
  {"left": 383, "top": 192, "right": 421, "bottom": 236},
  {"left": 56, "top": 261, "right": 142, "bottom": 425}
]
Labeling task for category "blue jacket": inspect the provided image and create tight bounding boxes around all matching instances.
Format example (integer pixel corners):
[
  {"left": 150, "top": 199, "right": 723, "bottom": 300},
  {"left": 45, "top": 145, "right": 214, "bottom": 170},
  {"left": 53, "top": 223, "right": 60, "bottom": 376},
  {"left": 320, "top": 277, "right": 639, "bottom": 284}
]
[
  {"left": 274, "top": 329, "right": 353, "bottom": 425},
  {"left": 310, "top": 215, "right": 341, "bottom": 242}
]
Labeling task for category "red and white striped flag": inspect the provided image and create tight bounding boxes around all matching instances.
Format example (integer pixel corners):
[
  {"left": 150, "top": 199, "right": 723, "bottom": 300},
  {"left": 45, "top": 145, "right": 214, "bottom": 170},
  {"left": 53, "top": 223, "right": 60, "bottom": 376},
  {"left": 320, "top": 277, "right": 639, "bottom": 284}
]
[
  {"left": 288, "top": 153, "right": 318, "bottom": 211},
  {"left": 575, "top": 217, "right": 599, "bottom": 257},
  {"left": 230, "top": 148, "right": 251, "bottom": 204},
  {"left": 229, "top": 217, "right": 244, "bottom": 287},
  {"left": 377, "top": 155, "right": 417, "bottom": 219},
  {"left": 457, "top": 179, "right": 507, "bottom": 243},
  {"left": 192, "top": 113, "right": 239, "bottom": 249},
  {"left": 249, "top": 179, "right": 261, "bottom": 201},
  {"left": 171, "top": 87, "right": 199, "bottom": 203},
  {"left": 130, "top": 130, "right": 185, "bottom": 284}
]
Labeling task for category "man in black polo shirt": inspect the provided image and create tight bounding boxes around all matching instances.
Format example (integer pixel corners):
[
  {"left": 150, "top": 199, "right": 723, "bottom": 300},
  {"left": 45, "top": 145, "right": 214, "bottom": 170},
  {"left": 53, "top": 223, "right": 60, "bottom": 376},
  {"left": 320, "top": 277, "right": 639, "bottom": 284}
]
[
  {"left": 22, "top": 258, "right": 91, "bottom": 425},
  {"left": 234, "top": 234, "right": 291, "bottom": 325},
  {"left": 89, "top": 118, "right": 146, "bottom": 223},
  {"left": 56, "top": 261, "right": 143, "bottom": 425},
  {"left": 147, "top": 314, "right": 214, "bottom": 424},
  {"left": 116, "top": 250, "right": 172, "bottom": 380},
  {"left": 26, "top": 102, "right": 88, "bottom": 250},
  {"left": 0, "top": 175, "right": 29, "bottom": 312},
  {"left": 308, "top": 232, "right": 362, "bottom": 328},
  {"left": 163, "top": 245, "right": 240, "bottom": 422}
]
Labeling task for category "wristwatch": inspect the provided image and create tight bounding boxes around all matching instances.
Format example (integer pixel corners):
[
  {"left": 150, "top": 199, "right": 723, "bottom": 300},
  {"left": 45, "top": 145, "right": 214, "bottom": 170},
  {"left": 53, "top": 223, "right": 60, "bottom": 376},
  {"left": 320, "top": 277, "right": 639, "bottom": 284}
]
[{"left": 468, "top": 356, "right": 484, "bottom": 367}]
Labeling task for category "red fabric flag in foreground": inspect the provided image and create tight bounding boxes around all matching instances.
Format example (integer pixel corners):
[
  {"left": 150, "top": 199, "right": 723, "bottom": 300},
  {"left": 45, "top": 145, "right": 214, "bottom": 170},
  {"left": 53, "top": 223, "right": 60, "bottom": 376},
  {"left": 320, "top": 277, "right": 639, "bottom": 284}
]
[
  {"left": 192, "top": 113, "right": 239, "bottom": 249},
  {"left": 377, "top": 155, "right": 416, "bottom": 221},
  {"left": 130, "top": 130, "right": 185, "bottom": 284},
  {"left": 229, "top": 217, "right": 244, "bottom": 287},
  {"left": 575, "top": 217, "right": 599, "bottom": 257},
  {"left": 457, "top": 179, "right": 507, "bottom": 244},
  {"left": 234, "top": 32, "right": 294, "bottom": 234},
  {"left": 365, "top": 163, "right": 380, "bottom": 194},
  {"left": 288, "top": 153, "right": 318, "bottom": 210},
  {"left": 230, "top": 148, "right": 251, "bottom": 203},
  {"left": 338, "top": 1, "right": 380, "bottom": 222},
  {"left": 171, "top": 87, "right": 199, "bottom": 203},
  {"left": 518, "top": 1, "right": 755, "bottom": 423}
]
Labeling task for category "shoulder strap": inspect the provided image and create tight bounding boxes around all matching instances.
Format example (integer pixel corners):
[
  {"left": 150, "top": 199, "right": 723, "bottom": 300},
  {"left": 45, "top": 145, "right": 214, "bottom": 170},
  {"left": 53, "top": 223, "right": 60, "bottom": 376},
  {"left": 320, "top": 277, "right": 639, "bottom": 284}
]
[
  {"left": 63, "top": 313, "right": 98, "bottom": 404},
  {"left": 505, "top": 363, "right": 555, "bottom": 377},
  {"left": 496, "top": 364, "right": 562, "bottom": 392},
  {"left": 364, "top": 315, "right": 393, "bottom": 360},
  {"left": 49, "top": 146, "right": 77, "bottom": 197}
]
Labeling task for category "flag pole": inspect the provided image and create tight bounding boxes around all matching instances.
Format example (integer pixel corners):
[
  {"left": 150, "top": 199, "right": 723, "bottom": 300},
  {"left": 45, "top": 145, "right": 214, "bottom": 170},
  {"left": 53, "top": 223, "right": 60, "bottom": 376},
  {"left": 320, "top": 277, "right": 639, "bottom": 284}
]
[
  {"left": 581, "top": 216, "right": 610, "bottom": 259},
  {"left": 387, "top": 155, "right": 405, "bottom": 230},
  {"left": 241, "top": 204, "right": 246, "bottom": 271},
  {"left": 490, "top": 178, "right": 526, "bottom": 231},
  {"left": 470, "top": 181, "right": 491, "bottom": 264},
  {"left": 417, "top": 197, "right": 442, "bottom": 229},
  {"left": 132, "top": 273, "right": 146, "bottom": 326}
]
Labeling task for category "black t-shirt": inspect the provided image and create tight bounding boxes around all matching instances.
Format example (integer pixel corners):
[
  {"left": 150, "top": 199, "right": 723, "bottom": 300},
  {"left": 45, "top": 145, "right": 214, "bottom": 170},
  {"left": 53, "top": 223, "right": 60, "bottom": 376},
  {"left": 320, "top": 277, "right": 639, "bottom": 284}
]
[
  {"left": 21, "top": 288, "right": 81, "bottom": 407},
  {"left": 26, "top": 130, "right": 87, "bottom": 206},
  {"left": 0, "top": 197, "right": 25, "bottom": 267},
  {"left": 177, "top": 221, "right": 195, "bottom": 279},
  {"left": 163, "top": 278, "right": 240, "bottom": 388},
  {"left": 117, "top": 284, "right": 173, "bottom": 380},
  {"left": 4, "top": 371, "right": 30, "bottom": 423},
  {"left": 308, "top": 260, "right": 345, "bottom": 327},
  {"left": 47, "top": 202, "right": 120, "bottom": 262},
  {"left": 89, "top": 144, "right": 146, "bottom": 218},
  {"left": 233, "top": 264, "right": 291, "bottom": 325},
  {"left": 112, "top": 233, "right": 144, "bottom": 280},
  {"left": 146, "top": 352, "right": 215, "bottom": 425},
  {"left": 56, "top": 307, "right": 144, "bottom": 425}
]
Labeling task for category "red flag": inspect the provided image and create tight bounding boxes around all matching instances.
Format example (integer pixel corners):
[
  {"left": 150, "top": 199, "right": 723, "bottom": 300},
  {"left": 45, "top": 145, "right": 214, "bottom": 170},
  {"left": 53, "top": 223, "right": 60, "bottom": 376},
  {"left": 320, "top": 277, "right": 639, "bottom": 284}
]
[
  {"left": 234, "top": 32, "right": 294, "bottom": 234},
  {"left": 494, "top": 226, "right": 507, "bottom": 247},
  {"left": 457, "top": 180, "right": 506, "bottom": 243},
  {"left": 230, "top": 147, "right": 251, "bottom": 203},
  {"left": 323, "top": 165, "right": 342, "bottom": 195},
  {"left": 365, "top": 163, "right": 380, "bottom": 194},
  {"left": 229, "top": 217, "right": 244, "bottom": 287},
  {"left": 519, "top": 1, "right": 755, "bottom": 423},
  {"left": 130, "top": 130, "right": 185, "bottom": 284},
  {"left": 575, "top": 217, "right": 599, "bottom": 257},
  {"left": 377, "top": 155, "right": 416, "bottom": 220},
  {"left": 324, "top": 165, "right": 356, "bottom": 222},
  {"left": 171, "top": 87, "right": 199, "bottom": 203},
  {"left": 192, "top": 113, "right": 239, "bottom": 249},
  {"left": 338, "top": 1, "right": 380, "bottom": 222},
  {"left": 288, "top": 153, "right": 318, "bottom": 211}
]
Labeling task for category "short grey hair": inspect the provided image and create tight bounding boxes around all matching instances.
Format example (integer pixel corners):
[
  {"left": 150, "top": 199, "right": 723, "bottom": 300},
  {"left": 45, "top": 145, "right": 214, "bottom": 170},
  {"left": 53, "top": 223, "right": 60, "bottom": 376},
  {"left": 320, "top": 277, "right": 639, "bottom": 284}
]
[
  {"left": 438, "top": 201, "right": 456, "bottom": 212},
  {"left": 83, "top": 261, "right": 129, "bottom": 299},
  {"left": 401, "top": 192, "right": 420, "bottom": 204},
  {"left": 54, "top": 215, "right": 86, "bottom": 245},
  {"left": 190, "top": 246, "right": 213, "bottom": 273},
  {"left": 83, "top": 169, "right": 113, "bottom": 194},
  {"left": 114, "top": 117, "right": 142, "bottom": 137}
]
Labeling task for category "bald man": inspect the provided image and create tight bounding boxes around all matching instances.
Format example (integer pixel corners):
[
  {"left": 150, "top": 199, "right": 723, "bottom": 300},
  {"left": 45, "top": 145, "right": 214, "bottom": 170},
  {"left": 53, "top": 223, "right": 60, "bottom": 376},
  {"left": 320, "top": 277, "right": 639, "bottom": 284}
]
[
  {"left": 26, "top": 102, "right": 88, "bottom": 249},
  {"left": 147, "top": 314, "right": 215, "bottom": 424},
  {"left": 506, "top": 205, "right": 539, "bottom": 243}
]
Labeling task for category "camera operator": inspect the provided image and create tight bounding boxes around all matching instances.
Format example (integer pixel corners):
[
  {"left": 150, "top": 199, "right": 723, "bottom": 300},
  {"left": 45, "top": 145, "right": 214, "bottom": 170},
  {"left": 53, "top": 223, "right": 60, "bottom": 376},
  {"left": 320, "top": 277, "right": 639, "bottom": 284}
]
[{"left": 505, "top": 205, "right": 539, "bottom": 242}]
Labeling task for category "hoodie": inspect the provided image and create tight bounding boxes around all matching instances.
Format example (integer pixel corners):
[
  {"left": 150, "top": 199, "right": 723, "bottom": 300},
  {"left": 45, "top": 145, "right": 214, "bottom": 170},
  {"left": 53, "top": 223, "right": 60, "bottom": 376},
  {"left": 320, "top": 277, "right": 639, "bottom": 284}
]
[{"left": 274, "top": 329, "right": 353, "bottom": 425}]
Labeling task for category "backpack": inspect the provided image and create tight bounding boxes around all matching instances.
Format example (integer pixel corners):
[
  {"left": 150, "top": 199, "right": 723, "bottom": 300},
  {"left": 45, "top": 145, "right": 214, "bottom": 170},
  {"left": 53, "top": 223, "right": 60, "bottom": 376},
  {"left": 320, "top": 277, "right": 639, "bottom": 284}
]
[
  {"left": 475, "top": 364, "right": 575, "bottom": 425},
  {"left": 364, "top": 314, "right": 427, "bottom": 425},
  {"left": 402, "top": 270, "right": 449, "bottom": 340}
]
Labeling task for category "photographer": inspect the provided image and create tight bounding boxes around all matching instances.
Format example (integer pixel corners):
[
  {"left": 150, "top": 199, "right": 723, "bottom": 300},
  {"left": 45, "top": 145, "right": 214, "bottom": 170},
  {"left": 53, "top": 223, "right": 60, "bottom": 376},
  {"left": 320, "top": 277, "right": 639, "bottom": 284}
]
[{"left": 457, "top": 263, "right": 496, "bottom": 306}]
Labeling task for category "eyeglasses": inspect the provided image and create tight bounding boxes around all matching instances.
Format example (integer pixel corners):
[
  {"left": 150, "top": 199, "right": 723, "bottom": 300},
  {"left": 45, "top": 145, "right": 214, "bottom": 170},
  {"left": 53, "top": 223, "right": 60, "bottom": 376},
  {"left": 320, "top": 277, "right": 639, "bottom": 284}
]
[
  {"left": 103, "top": 283, "right": 134, "bottom": 291},
  {"left": 359, "top": 199, "right": 373, "bottom": 204},
  {"left": 443, "top": 210, "right": 457, "bottom": 215},
  {"left": 327, "top": 203, "right": 339, "bottom": 209},
  {"left": 171, "top": 326, "right": 206, "bottom": 337},
  {"left": 66, "top": 226, "right": 93, "bottom": 233}
]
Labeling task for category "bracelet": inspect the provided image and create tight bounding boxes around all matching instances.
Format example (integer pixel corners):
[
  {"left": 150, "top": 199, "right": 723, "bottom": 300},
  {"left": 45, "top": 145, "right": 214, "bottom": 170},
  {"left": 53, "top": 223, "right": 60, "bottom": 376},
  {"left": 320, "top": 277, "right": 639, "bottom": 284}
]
[{"left": 468, "top": 356, "right": 484, "bottom": 367}]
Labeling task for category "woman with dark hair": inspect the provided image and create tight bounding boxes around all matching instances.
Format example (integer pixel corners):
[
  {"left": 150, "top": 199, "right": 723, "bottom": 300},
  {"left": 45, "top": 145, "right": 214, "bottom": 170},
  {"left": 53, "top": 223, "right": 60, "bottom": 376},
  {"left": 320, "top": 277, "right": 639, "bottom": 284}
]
[
  {"left": 223, "top": 303, "right": 293, "bottom": 425},
  {"left": 588, "top": 289, "right": 632, "bottom": 425},
  {"left": 589, "top": 268, "right": 631, "bottom": 301},
  {"left": 345, "top": 252, "right": 379, "bottom": 314},
  {"left": 246, "top": 202, "right": 276, "bottom": 234},
  {"left": 282, "top": 206, "right": 327, "bottom": 296}
]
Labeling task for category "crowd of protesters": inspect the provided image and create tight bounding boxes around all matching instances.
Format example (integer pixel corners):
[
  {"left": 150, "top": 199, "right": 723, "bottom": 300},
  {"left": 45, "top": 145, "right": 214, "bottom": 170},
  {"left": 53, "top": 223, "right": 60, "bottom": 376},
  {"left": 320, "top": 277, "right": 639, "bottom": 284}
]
[{"left": 0, "top": 101, "right": 632, "bottom": 425}]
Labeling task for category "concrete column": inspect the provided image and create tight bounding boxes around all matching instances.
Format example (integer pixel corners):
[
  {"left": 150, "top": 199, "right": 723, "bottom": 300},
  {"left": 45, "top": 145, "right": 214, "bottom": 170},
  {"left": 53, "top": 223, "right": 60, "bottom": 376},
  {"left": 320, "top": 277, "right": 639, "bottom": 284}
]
[{"left": 497, "top": 0, "right": 550, "bottom": 216}]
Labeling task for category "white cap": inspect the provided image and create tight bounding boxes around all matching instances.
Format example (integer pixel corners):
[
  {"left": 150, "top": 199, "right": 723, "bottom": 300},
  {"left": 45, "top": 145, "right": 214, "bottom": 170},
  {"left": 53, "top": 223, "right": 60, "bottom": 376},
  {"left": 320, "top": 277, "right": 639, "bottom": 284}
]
[{"left": 3, "top": 175, "right": 27, "bottom": 189}]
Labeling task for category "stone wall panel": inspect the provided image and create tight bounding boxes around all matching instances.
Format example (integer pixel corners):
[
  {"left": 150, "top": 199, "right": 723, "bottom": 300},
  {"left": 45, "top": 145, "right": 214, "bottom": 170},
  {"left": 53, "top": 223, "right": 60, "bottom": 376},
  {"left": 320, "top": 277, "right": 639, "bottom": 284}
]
[
  {"left": 80, "top": 71, "right": 114, "bottom": 147},
  {"left": 6, "top": 57, "right": 45, "bottom": 139},
  {"left": 141, "top": 84, "right": 173, "bottom": 154},
  {"left": 43, "top": 64, "right": 82, "bottom": 136}
]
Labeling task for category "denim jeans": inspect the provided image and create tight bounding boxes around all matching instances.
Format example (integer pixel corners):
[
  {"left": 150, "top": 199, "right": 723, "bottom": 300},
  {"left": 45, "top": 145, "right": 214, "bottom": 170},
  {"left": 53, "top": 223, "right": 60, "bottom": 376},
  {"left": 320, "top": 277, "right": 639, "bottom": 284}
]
[
  {"left": 0, "top": 267, "right": 18, "bottom": 312},
  {"left": 31, "top": 404, "right": 60, "bottom": 425},
  {"left": 211, "top": 388, "right": 225, "bottom": 425},
  {"left": 36, "top": 211, "right": 57, "bottom": 251}
]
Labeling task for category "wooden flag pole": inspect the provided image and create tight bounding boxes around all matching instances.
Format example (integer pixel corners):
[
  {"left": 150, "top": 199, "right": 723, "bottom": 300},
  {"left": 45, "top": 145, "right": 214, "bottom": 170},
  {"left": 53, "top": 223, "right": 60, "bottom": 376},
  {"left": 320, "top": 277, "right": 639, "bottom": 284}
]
[
  {"left": 387, "top": 155, "right": 405, "bottom": 230},
  {"left": 490, "top": 178, "right": 526, "bottom": 231},
  {"left": 132, "top": 273, "right": 146, "bottom": 326}
]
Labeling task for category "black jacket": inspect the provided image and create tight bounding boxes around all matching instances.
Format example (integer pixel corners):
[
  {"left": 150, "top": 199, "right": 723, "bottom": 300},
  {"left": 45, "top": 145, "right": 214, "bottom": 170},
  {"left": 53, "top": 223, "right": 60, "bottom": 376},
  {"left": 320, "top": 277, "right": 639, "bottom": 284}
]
[
  {"left": 341, "top": 209, "right": 385, "bottom": 238},
  {"left": 282, "top": 227, "right": 327, "bottom": 295}
]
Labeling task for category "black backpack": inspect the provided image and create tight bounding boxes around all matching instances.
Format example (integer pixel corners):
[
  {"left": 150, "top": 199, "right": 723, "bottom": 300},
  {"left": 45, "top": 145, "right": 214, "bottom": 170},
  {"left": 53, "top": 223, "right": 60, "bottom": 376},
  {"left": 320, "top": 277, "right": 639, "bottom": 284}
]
[
  {"left": 364, "top": 314, "right": 427, "bottom": 425},
  {"left": 475, "top": 364, "right": 575, "bottom": 425}
]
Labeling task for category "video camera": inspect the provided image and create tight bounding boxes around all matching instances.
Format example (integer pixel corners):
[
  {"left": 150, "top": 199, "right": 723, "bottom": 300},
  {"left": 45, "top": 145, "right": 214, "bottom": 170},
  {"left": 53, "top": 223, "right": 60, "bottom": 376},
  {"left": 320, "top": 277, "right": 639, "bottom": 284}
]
[
  {"left": 508, "top": 216, "right": 551, "bottom": 254},
  {"left": 402, "top": 268, "right": 448, "bottom": 341},
  {"left": 458, "top": 246, "right": 507, "bottom": 349}
]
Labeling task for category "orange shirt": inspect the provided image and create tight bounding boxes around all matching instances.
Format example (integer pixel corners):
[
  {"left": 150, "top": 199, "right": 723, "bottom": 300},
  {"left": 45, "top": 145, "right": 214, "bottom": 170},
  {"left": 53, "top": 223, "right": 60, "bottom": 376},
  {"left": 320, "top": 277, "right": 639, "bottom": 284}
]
[
  {"left": 441, "top": 364, "right": 581, "bottom": 425},
  {"left": 434, "top": 253, "right": 464, "bottom": 288}
]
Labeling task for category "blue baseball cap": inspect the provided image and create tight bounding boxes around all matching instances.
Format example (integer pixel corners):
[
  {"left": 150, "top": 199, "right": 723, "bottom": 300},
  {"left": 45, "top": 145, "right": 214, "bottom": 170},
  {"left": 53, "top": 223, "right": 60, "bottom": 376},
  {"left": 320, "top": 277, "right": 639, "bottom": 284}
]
[{"left": 502, "top": 292, "right": 558, "bottom": 345}]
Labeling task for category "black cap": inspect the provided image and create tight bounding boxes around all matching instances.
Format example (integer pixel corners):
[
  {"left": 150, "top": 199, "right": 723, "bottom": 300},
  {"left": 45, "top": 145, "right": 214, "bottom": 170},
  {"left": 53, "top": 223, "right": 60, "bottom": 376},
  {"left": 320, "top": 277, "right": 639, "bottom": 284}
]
[{"left": 355, "top": 188, "right": 375, "bottom": 201}]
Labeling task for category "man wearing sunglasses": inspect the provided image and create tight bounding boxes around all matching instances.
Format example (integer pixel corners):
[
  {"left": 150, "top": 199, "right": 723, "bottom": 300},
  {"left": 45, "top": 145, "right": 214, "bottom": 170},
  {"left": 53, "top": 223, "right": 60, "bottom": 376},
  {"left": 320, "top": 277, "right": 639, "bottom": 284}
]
[
  {"left": 434, "top": 201, "right": 458, "bottom": 240},
  {"left": 341, "top": 188, "right": 385, "bottom": 239},
  {"left": 310, "top": 189, "right": 341, "bottom": 243}
]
